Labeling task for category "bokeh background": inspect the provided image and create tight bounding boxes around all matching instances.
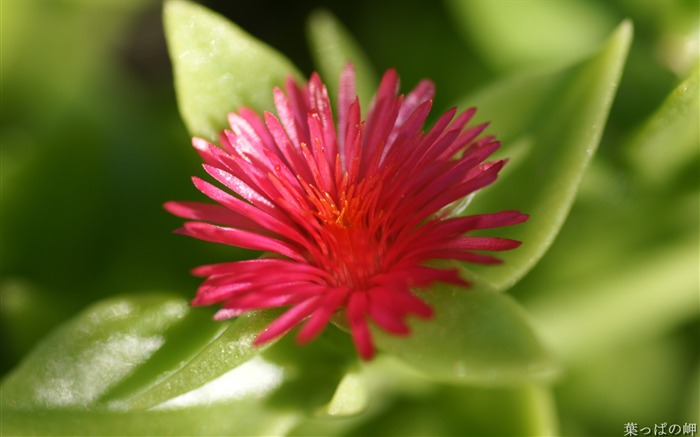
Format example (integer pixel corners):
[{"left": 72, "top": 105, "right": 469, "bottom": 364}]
[{"left": 2, "top": 0, "right": 698, "bottom": 435}]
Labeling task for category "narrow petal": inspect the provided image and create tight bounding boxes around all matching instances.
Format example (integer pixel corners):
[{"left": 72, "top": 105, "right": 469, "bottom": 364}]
[
  {"left": 180, "top": 222, "right": 304, "bottom": 261},
  {"left": 273, "top": 87, "right": 304, "bottom": 149},
  {"left": 225, "top": 285, "right": 321, "bottom": 310},
  {"left": 342, "top": 98, "right": 363, "bottom": 177},
  {"left": 296, "top": 286, "right": 349, "bottom": 343},
  {"left": 407, "top": 160, "right": 506, "bottom": 223},
  {"left": 438, "top": 211, "right": 530, "bottom": 233},
  {"left": 347, "top": 292, "right": 374, "bottom": 360},
  {"left": 306, "top": 112, "right": 335, "bottom": 193},
  {"left": 192, "top": 258, "right": 333, "bottom": 281},
  {"left": 238, "top": 107, "right": 276, "bottom": 153},
  {"left": 448, "top": 236, "right": 523, "bottom": 251},
  {"left": 308, "top": 72, "right": 338, "bottom": 164},
  {"left": 164, "top": 201, "right": 264, "bottom": 231},
  {"left": 192, "top": 137, "right": 229, "bottom": 167},
  {"left": 395, "top": 290, "right": 433, "bottom": 319},
  {"left": 337, "top": 63, "right": 356, "bottom": 153},
  {"left": 264, "top": 111, "right": 312, "bottom": 182},
  {"left": 254, "top": 297, "right": 321, "bottom": 345},
  {"left": 366, "top": 287, "right": 410, "bottom": 335},
  {"left": 202, "top": 164, "right": 273, "bottom": 209},
  {"left": 191, "top": 176, "right": 305, "bottom": 246},
  {"left": 192, "top": 282, "right": 256, "bottom": 306},
  {"left": 396, "top": 79, "right": 435, "bottom": 128},
  {"left": 384, "top": 99, "right": 433, "bottom": 159},
  {"left": 227, "top": 113, "right": 268, "bottom": 165}
]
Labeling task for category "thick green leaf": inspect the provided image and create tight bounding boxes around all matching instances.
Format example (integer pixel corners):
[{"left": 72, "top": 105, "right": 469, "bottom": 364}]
[
  {"left": 374, "top": 285, "right": 558, "bottom": 385},
  {"left": 1, "top": 294, "right": 189, "bottom": 410},
  {"left": 0, "top": 293, "right": 284, "bottom": 411},
  {"left": 0, "top": 293, "right": 359, "bottom": 435},
  {"left": 163, "top": 0, "right": 303, "bottom": 141},
  {"left": 316, "top": 369, "right": 368, "bottom": 417},
  {"left": 306, "top": 9, "right": 378, "bottom": 109},
  {"left": 624, "top": 61, "right": 700, "bottom": 185},
  {"left": 444, "top": 0, "right": 615, "bottom": 71},
  {"left": 458, "top": 21, "right": 633, "bottom": 291},
  {"left": 102, "top": 309, "right": 280, "bottom": 410}
]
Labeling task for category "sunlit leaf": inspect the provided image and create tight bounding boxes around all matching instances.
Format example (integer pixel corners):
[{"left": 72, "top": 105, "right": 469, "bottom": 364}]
[
  {"left": 0, "top": 294, "right": 290, "bottom": 435},
  {"left": 624, "top": 61, "right": 700, "bottom": 185},
  {"left": 0, "top": 294, "right": 356, "bottom": 435},
  {"left": 459, "top": 21, "right": 633, "bottom": 291},
  {"left": 103, "top": 309, "right": 280, "bottom": 410},
  {"left": 1, "top": 294, "right": 189, "bottom": 410},
  {"left": 164, "top": 0, "right": 303, "bottom": 141},
  {"left": 306, "top": 9, "right": 378, "bottom": 108},
  {"left": 374, "top": 285, "right": 558, "bottom": 385}
]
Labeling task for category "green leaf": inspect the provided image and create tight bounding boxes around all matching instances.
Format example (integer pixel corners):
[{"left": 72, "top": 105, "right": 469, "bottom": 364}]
[
  {"left": 374, "top": 285, "right": 558, "bottom": 386},
  {"left": 102, "top": 309, "right": 280, "bottom": 410},
  {"left": 163, "top": 0, "right": 303, "bottom": 141},
  {"left": 316, "top": 369, "right": 368, "bottom": 417},
  {"left": 444, "top": 0, "right": 615, "bottom": 71},
  {"left": 0, "top": 294, "right": 193, "bottom": 410},
  {"left": 459, "top": 21, "right": 633, "bottom": 291},
  {"left": 259, "top": 329, "right": 357, "bottom": 415},
  {"left": 624, "top": 61, "right": 700, "bottom": 185},
  {"left": 306, "top": 9, "right": 378, "bottom": 108},
  {"left": 0, "top": 293, "right": 353, "bottom": 435}
]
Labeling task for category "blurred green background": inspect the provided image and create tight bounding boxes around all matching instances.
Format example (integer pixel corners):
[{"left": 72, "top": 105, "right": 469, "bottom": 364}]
[{"left": 1, "top": 0, "right": 698, "bottom": 436}]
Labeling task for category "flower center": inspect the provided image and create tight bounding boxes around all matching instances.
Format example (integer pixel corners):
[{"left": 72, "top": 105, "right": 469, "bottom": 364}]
[{"left": 305, "top": 176, "right": 386, "bottom": 289}]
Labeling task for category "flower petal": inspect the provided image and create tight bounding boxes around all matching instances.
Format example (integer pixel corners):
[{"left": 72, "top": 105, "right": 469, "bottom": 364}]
[
  {"left": 254, "top": 297, "right": 321, "bottom": 345},
  {"left": 347, "top": 292, "right": 374, "bottom": 360},
  {"left": 179, "top": 222, "right": 304, "bottom": 261}
]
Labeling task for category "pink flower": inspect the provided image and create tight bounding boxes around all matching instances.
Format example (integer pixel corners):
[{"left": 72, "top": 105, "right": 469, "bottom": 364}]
[{"left": 165, "top": 65, "right": 527, "bottom": 360}]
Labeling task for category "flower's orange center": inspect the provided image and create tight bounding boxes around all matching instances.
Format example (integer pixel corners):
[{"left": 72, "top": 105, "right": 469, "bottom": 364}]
[{"left": 305, "top": 175, "right": 386, "bottom": 289}]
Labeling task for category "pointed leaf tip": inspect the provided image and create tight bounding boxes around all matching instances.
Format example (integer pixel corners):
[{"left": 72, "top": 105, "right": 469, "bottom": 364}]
[
  {"left": 459, "top": 19, "right": 633, "bottom": 291},
  {"left": 164, "top": 0, "right": 302, "bottom": 141}
]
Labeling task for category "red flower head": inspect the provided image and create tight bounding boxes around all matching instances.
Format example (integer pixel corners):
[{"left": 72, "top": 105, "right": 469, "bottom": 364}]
[{"left": 166, "top": 65, "right": 527, "bottom": 360}]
